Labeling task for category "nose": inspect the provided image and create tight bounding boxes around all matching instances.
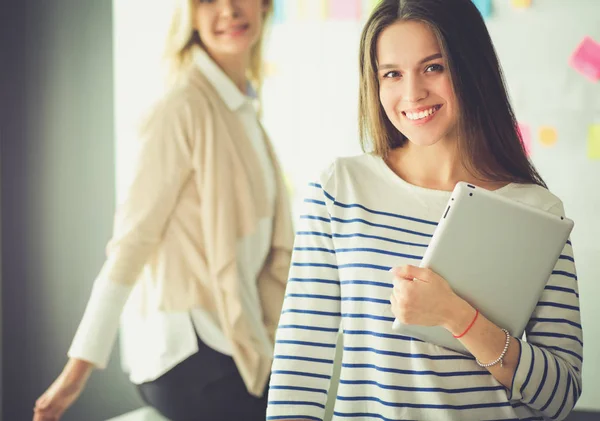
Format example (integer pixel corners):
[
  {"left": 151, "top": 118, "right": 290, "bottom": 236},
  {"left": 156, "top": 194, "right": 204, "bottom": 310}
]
[
  {"left": 402, "top": 74, "right": 428, "bottom": 103},
  {"left": 219, "top": 0, "right": 240, "bottom": 18}
]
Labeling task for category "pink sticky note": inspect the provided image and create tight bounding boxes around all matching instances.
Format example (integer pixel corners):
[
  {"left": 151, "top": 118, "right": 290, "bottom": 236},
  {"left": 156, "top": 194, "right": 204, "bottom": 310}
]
[
  {"left": 569, "top": 37, "right": 600, "bottom": 82},
  {"left": 329, "top": 0, "right": 361, "bottom": 20},
  {"left": 518, "top": 123, "right": 532, "bottom": 156}
]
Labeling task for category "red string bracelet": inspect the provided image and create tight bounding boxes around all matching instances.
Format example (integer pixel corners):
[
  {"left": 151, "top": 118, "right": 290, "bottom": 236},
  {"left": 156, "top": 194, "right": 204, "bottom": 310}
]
[{"left": 453, "top": 309, "right": 479, "bottom": 339}]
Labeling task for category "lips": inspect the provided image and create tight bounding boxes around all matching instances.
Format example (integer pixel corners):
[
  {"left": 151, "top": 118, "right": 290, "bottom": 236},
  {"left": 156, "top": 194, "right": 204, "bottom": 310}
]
[
  {"left": 216, "top": 23, "right": 249, "bottom": 36},
  {"left": 402, "top": 105, "right": 442, "bottom": 121}
]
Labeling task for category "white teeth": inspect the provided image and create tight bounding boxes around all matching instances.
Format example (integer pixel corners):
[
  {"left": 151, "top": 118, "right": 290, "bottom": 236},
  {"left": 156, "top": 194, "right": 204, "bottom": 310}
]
[{"left": 405, "top": 106, "right": 439, "bottom": 121}]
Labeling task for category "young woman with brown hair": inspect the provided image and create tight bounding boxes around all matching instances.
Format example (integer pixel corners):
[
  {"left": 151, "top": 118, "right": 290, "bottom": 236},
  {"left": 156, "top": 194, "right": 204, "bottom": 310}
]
[{"left": 266, "top": 1, "right": 582, "bottom": 420}]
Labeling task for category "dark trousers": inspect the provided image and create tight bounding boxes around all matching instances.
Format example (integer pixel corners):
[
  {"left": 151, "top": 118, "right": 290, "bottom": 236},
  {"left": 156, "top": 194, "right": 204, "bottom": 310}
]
[{"left": 137, "top": 336, "right": 269, "bottom": 421}]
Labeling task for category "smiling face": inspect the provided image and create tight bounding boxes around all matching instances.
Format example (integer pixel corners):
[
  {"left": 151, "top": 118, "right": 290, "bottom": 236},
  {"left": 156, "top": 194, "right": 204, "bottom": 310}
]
[
  {"left": 193, "top": 0, "right": 266, "bottom": 60},
  {"left": 377, "top": 20, "right": 459, "bottom": 149}
]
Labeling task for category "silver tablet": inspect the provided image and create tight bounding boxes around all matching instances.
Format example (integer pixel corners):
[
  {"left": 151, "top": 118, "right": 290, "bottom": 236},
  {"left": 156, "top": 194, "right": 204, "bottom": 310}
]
[{"left": 392, "top": 182, "right": 574, "bottom": 354}]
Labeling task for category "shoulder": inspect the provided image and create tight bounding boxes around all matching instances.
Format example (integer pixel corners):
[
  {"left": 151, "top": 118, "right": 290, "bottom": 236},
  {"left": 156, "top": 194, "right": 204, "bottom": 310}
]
[
  {"left": 314, "top": 154, "right": 384, "bottom": 198},
  {"left": 141, "top": 70, "right": 220, "bottom": 130},
  {"left": 502, "top": 183, "right": 566, "bottom": 216}
]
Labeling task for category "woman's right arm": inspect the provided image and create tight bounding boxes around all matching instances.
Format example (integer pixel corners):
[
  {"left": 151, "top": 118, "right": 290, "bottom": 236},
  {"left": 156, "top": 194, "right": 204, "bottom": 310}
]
[
  {"left": 34, "top": 96, "right": 197, "bottom": 421},
  {"left": 266, "top": 180, "right": 341, "bottom": 421}
]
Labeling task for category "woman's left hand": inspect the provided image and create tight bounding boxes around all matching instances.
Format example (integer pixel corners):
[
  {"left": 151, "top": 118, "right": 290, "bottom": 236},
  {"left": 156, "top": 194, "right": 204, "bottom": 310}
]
[{"left": 389, "top": 265, "right": 468, "bottom": 330}]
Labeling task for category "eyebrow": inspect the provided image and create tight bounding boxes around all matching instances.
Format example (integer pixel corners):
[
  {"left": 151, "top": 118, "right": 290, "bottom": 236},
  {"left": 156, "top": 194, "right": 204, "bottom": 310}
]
[{"left": 377, "top": 53, "right": 443, "bottom": 71}]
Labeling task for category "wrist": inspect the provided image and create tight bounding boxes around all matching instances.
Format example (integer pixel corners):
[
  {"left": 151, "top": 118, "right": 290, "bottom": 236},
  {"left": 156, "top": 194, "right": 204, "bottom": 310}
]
[
  {"left": 64, "top": 358, "right": 94, "bottom": 383},
  {"left": 443, "top": 297, "right": 475, "bottom": 337}
]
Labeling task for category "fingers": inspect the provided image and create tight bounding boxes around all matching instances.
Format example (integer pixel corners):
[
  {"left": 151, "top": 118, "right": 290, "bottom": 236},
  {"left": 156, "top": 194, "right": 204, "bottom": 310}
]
[
  {"left": 34, "top": 404, "right": 62, "bottom": 421},
  {"left": 390, "top": 265, "right": 432, "bottom": 283},
  {"left": 36, "top": 391, "right": 53, "bottom": 409},
  {"left": 33, "top": 407, "right": 59, "bottom": 421},
  {"left": 34, "top": 388, "right": 62, "bottom": 420}
]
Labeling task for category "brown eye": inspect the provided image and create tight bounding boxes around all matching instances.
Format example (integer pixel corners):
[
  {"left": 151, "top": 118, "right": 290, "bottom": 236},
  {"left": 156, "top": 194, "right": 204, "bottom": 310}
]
[
  {"left": 425, "top": 64, "right": 444, "bottom": 73},
  {"left": 383, "top": 71, "right": 401, "bottom": 79}
]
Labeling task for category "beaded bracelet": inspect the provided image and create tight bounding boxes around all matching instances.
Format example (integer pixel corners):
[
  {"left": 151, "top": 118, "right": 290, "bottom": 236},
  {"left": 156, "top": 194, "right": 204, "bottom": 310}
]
[{"left": 476, "top": 328, "right": 511, "bottom": 368}]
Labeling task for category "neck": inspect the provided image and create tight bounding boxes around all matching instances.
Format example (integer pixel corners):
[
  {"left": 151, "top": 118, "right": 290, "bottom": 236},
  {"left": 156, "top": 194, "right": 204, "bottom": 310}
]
[
  {"left": 387, "top": 140, "right": 471, "bottom": 192},
  {"left": 208, "top": 50, "right": 251, "bottom": 93}
]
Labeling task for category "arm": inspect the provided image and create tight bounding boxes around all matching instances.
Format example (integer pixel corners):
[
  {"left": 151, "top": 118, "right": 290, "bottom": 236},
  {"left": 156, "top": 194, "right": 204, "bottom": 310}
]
[
  {"left": 68, "top": 96, "right": 195, "bottom": 368},
  {"left": 447, "top": 205, "right": 582, "bottom": 420},
  {"left": 391, "top": 203, "right": 582, "bottom": 421},
  {"left": 506, "top": 234, "right": 582, "bottom": 419},
  {"left": 266, "top": 181, "right": 341, "bottom": 421},
  {"left": 35, "top": 96, "right": 197, "bottom": 421}
]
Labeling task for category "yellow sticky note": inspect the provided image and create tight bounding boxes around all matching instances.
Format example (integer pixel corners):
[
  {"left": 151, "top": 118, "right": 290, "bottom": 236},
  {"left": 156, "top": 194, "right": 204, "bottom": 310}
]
[
  {"left": 511, "top": 0, "right": 532, "bottom": 8},
  {"left": 297, "top": 0, "right": 327, "bottom": 21},
  {"left": 539, "top": 126, "right": 558, "bottom": 147},
  {"left": 365, "top": 0, "right": 382, "bottom": 16},
  {"left": 588, "top": 124, "right": 600, "bottom": 160}
]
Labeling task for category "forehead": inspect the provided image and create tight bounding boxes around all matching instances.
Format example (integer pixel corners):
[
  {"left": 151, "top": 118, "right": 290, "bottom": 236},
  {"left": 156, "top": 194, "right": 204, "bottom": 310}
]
[{"left": 376, "top": 20, "right": 441, "bottom": 65}]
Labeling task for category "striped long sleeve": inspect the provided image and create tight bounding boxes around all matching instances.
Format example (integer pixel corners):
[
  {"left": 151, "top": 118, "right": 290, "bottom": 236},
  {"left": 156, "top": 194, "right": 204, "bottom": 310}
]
[
  {"left": 267, "top": 155, "right": 585, "bottom": 421},
  {"left": 509, "top": 203, "right": 583, "bottom": 420},
  {"left": 267, "top": 181, "right": 341, "bottom": 421}
]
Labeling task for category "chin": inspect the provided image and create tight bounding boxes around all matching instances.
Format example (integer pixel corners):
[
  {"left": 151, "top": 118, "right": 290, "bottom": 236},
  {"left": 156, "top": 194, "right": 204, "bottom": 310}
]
[
  {"left": 407, "top": 139, "right": 442, "bottom": 148},
  {"left": 221, "top": 40, "right": 255, "bottom": 55},
  {"left": 400, "top": 131, "right": 444, "bottom": 148}
]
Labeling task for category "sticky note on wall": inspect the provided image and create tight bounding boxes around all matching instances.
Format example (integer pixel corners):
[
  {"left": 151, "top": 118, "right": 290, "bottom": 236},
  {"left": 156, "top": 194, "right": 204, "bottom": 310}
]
[
  {"left": 518, "top": 123, "right": 532, "bottom": 156},
  {"left": 511, "top": 0, "right": 532, "bottom": 8},
  {"left": 364, "top": 0, "right": 381, "bottom": 18},
  {"left": 569, "top": 37, "right": 600, "bottom": 83},
  {"left": 539, "top": 126, "right": 558, "bottom": 147},
  {"left": 588, "top": 124, "right": 600, "bottom": 160},
  {"left": 472, "top": 0, "right": 492, "bottom": 18},
  {"left": 329, "top": 0, "right": 361, "bottom": 20},
  {"left": 273, "top": 0, "right": 287, "bottom": 24},
  {"left": 297, "top": 0, "right": 327, "bottom": 21}
]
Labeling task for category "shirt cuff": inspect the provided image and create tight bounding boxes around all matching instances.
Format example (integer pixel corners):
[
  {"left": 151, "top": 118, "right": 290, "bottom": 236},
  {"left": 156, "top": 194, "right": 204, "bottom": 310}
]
[
  {"left": 68, "top": 279, "right": 133, "bottom": 369},
  {"left": 508, "top": 337, "right": 533, "bottom": 401}
]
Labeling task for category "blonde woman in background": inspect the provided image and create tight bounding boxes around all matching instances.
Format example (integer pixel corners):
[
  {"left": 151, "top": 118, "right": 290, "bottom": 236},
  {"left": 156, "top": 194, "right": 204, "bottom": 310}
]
[{"left": 33, "top": 1, "right": 293, "bottom": 420}]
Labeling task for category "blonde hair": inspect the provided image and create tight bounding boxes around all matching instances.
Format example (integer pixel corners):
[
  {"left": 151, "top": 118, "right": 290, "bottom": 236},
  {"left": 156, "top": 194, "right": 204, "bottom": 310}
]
[{"left": 164, "top": 0, "right": 272, "bottom": 93}]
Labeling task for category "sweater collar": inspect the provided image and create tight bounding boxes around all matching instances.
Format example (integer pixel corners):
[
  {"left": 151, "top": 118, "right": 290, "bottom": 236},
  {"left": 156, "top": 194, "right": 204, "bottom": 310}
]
[{"left": 191, "top": 47, "right": 256, "bottom": 111}]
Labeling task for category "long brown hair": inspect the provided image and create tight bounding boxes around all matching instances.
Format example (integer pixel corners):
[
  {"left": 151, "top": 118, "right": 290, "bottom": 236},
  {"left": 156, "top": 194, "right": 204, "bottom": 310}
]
[{"left": 358, "top": 0, "right": 546, "bottom": 187}]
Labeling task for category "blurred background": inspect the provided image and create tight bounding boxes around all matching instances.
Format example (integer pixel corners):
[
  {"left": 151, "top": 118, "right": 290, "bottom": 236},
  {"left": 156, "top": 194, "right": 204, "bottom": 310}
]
[{"left": 2, "top": 0, "right": 599, "bottom": 420}]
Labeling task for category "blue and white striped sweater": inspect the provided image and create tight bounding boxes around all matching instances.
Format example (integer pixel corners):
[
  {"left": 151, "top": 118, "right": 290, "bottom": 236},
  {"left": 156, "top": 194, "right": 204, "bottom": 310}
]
[{"left": 267, "top": 154, "right": 582, "bottom": 421}]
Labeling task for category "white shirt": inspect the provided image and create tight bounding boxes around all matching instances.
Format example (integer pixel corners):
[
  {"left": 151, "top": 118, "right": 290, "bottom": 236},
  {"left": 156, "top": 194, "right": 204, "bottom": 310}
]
[{"left": 68, "top": 49, "right": 276, "bottom": 384}]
